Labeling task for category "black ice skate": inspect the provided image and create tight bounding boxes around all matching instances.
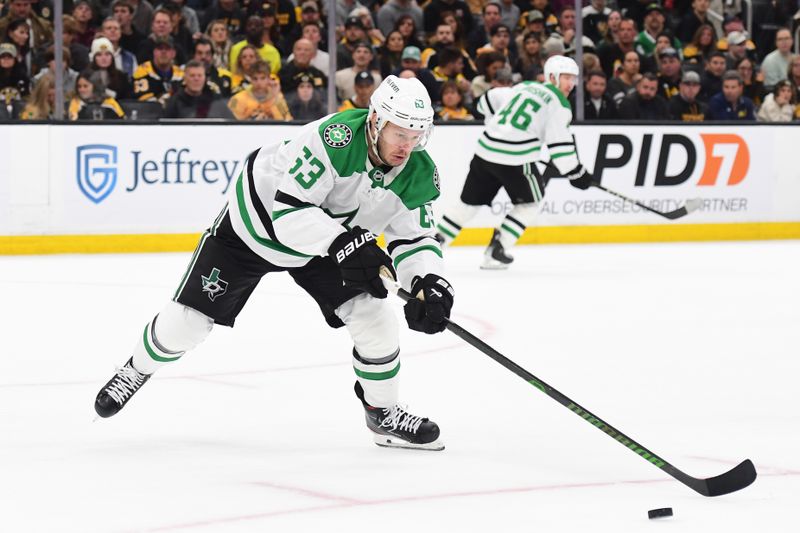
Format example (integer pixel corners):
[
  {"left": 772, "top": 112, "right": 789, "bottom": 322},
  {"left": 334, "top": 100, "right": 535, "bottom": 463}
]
[
  {"left": 480, "top": 229, "right": 514, "bottom": 270},
  {"left": 94, "top": 357, "right": 151, "bottom": 418},
  {"left": 354, "top": 382, "right": 444, "bottom": 451}
]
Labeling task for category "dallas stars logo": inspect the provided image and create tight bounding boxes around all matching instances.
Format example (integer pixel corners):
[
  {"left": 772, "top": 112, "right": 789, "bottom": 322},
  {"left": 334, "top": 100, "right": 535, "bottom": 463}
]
[
  {"left": 201, "top": 267, "right": 228, "bottom": 301},
  {"left": 323, "top": 123, "right": 353, "bottom": 148}
]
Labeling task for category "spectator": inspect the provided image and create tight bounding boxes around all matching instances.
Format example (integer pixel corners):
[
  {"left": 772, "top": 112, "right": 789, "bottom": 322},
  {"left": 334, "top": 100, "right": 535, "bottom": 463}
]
[
  {"left": 668, "top": 70, "right": 707, "bottom": 121},
  {"left": 597, "top": 17, "right": 640, "bottom": 78},
  {"left": 476, "top": 23, "right": 513, "bottom": 65},
  {"left": 192, "top": 37, "right": 234, "bottom": 97},
  {"left": 335, "top": 42, "right": 381, "bottom": 101},
  {"left": 423, "top": 0, "right": 474, "bottom": 38},
  {"left": 20, "top": 71, "right": 57, "bottom": 119},
  {"left": 286, "top": 23, "right": 329, "bottom": 72},
  {"left": 581, "top": 52, "right": 602, "bottom": 76},
  {"left": 287, "top": 73, "right": 326, "bottom": 120},
  {"left": 736, "top": 56, "right": 764, "bottom": 107},
  {"left": 470, "top": 50, "right": 506, "bottom": 99},
  {"left": 4, "top": 19, "right": 31, "bottom": 76},
  {"left": 280, "top": 38, "right": 328, "bottom": 102},
  {"left": 582, "top": 0, "right": 611, "bottom": 45},
  {"left": 634, "top": 3, "right": 674, "bottom": 58},
  {"left": 170, "top": 0, "right": 201, "bottom": 37},
  {"left": 71, "top": 1, "right": 97, "bottom": 48},
  {"left": 230, "top": 15, "right": 281, "bottom": 78},
  {"left": 0, "top": 0, "right": 53, "bottom": 51},
  {"left": 757, "top": 80, "right": 794, "bottom": 122},
  {"left": 595, "top": 9, "right": 621, "bottom": 49},
  {"left": 127, "top": 0, "right": 155, "bottom": 37},
  {"left": 618, "top": 72, "right": 669, "bottom": 120},
  {"left": 497, "top": 0, "right": 521, "bottom": 33},
  {"left": 723, "top": 30, "right": 749, "bottom": 69},
  {"left": 112, "top": 0, "right": 146, "bottom": 58},
  {"left": 68, "top": 70, "right": 125, "bottom": 120},
  {"left": 228, "top": 59, "right": 291, "bottom": 120},
  {"left": 683, "top": 24, "right": 717, "bottom": 66},
  {"left": 517, "top": 11, "right": 546, "bottom": 51},
  {"left": 652, "top": 32, "right": 676, "bottom": 72},
  {"left": 657, "top": 47, "right": 682, "bottom": 100},
  {"left": 378, "top": 30, "right": 405, "bottom": 78},
  {"left": 425, "top": 22, "right": 477, "bottom": 79},
  {"left": 392, "top": 14, "right": 425, "bottom": 50},
  {"left": 513, "top": 32, "right": 543, "bottom": 77},
  {"left": 0, "top": 42, "right": 28, "bottom": 108},
  {"left": 787, "top": 55, "right": 800, "bottom": 118},
  {"left": 137, "top": 8, "right": 187, "bottom": 65},
  {"left": 440, "top": 10, "right": 467, "bottom": 50},
  {"left": 700, "top": 51, "right": 727, "bottom": 101},
  {"left": 32, "top": 46, "right": 78, "bottom": 103},
  {"left": 706, "top": 70, "right": 755, "bottom": 120},
  {"left": 160, "top": 1, "right": 194, "bottom": 57},
  {"left": 349, "top": 5, "right": 385, "bottom": 47},
  {"left": 467, "top": 2, "right": 501, "bottom": 56},
  {"left": 132, "top": 35, "right": 183, "bottom": 104},
  {"left": 337, "top": 16, "right": 368, "bottom": 69},
  {"left": 205, "top": 19, "right": 233, "bottom": 71},
  {"left": 99, "top": 16, "right": 138, "bottom": 78},
  {"left": 260, "top": 7, "right": 287, "bottom": 57},
  {"left": 338, "top": 69, "right": 375, "bottom": 111},
  {"left": 431, "top": 46, "right": 471, "bottom": 103},
  {"left": 231, "top": 43, "right": 259, "bottom": 92},
  {"left": 551, "top": 6, "right": 582, "bottom": 53},
  {"left": 761, "top": 28, "right": 794, "bottom": 89},
  {"left": 89, "top": 37, "right": 133, "bottom": 100},
  {"left": 607, "top": 50, "right": 641, "bottom": 105},
  {"left": 575, "top": 69, "right": 617, "bottom": 119},
  {"left": 676, "top": 0, "right": 715, "bottom": 45},
  {"left": 257, "top": 0, "right": 299, "bottom": 43},
  {"left": 201, "top": 0, "right": 246, "bottom": 39},
  {"left": 377, "top": 0, "right": 424, "bottom": 42},
  {"left": 287, "top": 1, "right": 328, "bottom": 52},
  {"left": 715, "top": 14, "right": 755, "bottom": 59},
  {"left": 541, "top": 36, "right": 566, "bottom": 61},
  {"left": 392, "top": 45, "right": 438, "bottom": 99},
  {"left": 437, "top": 80, "right": 474, "bottom": 120},
  {"left": 163, "top": 60, "right": 233, "bottom": 118},
  {"left": 59, "top": 15, "right": 90, "bottom": 73}
]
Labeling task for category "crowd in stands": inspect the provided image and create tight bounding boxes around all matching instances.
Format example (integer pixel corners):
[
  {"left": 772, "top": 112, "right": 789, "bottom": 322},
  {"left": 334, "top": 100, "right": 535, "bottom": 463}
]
[{"left": 1, "top": 0, "right": 800, "bottom": 122}]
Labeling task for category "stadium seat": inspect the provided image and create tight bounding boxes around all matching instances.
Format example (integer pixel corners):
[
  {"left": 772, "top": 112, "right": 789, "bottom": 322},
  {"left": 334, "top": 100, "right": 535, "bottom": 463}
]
[{"left": 119, "top": 100, "right": 164, "bottom": 120}]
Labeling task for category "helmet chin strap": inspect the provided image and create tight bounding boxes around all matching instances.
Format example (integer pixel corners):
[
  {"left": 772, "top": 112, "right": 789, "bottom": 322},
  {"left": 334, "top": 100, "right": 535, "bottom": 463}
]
[{"left": 367, "top": 111, "right": 392, "bottom": 167}]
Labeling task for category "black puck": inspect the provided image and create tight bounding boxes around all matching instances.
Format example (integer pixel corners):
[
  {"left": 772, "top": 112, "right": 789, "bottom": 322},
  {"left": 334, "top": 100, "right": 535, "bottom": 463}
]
[{"left": 648, "top": 508, "right": 673, "bottom": 519}]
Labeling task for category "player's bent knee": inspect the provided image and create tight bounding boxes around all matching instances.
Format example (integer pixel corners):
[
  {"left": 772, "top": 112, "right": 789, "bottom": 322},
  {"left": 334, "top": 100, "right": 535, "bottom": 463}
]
[
  {"left": 338, "top": 294, "right": 399, "bottom": 359},
  {"left": 509, "top": 202, "right": 538, "bottom": 226},
  {"left": 447, "top": 201, "right": 481, "bottom": 226},
  {"left": 153, "top": 301, "right": 214, "bottom": 353}
]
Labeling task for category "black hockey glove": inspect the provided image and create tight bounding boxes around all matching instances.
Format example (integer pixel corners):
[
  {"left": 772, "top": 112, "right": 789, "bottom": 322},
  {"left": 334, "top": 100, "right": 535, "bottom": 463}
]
[
  {"left": 328, "top": 226, "right": 396, "bottom": 299},
  {"left": 569, "top": 169, "right": 595, "bottom": 190},
  {"left": 404, "top": 274, "right": 455, "bottom": 334}
]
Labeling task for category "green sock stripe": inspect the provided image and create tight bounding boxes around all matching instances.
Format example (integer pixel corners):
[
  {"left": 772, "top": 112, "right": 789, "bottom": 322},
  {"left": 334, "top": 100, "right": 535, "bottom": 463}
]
[
  {"left": 437, "top": 224, "right": 457, "bottom": 239},
  {"left": 500, "top": 223, "right": 521, "bottom": 239},
  {"left": 393, "top": 245, "right": 443, "bottom": 268},
  {"left": 143, "top": 323, "right": 182, "bottom": 363},
  {"left": 353, "top": 361, "right": 400, "bottom": 381}
]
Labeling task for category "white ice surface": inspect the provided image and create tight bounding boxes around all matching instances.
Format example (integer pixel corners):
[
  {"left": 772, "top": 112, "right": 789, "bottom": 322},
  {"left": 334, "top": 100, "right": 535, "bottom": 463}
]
[{"left": 1, "top": 241, "right": 798, "bottom": 532}]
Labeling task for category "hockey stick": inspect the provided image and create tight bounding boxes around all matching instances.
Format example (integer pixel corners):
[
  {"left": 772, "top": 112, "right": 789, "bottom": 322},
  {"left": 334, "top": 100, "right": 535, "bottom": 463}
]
[
  {"left": 387, "top": 279, "right": 756, "bottom": 497},
  {"left": 591, "top": 182, "right": 703, "bottom": 220}
]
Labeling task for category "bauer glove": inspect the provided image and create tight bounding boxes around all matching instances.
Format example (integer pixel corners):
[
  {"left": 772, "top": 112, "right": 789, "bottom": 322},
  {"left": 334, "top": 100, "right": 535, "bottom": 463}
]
[
  {"left": 404, "top": 274, "right": 454, "bottom": 334},
  {"left": 328, "top": 226, "right": 396, "bottom": 299}
]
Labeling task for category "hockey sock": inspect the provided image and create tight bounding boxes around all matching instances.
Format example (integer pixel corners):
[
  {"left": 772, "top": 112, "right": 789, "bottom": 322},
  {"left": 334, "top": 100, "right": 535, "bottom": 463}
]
[
  {"left": 352, "top": 348, "right": 400, "bottom": 408},
  {"left": 497, "top": 203, "right": 538, "bottom": 249},
  {"left": 436, "top": 202, "right": 480, "bottom": 245},
  {"left": 131, "top": 302, "right": 213, "bottom": 374}
]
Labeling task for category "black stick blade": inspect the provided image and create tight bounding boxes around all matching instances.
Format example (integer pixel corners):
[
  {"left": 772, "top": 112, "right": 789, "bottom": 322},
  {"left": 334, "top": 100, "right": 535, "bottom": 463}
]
[{"left": 703, "top": 459, "right": 757, "bottom": 497}]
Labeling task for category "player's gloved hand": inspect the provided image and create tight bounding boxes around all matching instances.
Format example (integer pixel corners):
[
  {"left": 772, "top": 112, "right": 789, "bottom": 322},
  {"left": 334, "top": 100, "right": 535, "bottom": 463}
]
[
  {"left": 404, "top": 274, "right": 455, "bottom": 334},
  {"left": 569, "top": 169, "right": 595, "bottom": 190},
  {"left": 328, "top": 226, "right": 396, "bottom": 299}
]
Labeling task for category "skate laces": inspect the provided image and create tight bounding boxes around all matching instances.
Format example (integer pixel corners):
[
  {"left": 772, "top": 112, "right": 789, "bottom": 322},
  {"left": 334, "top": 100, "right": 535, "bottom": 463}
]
[
  {"left": 106, "top": 364, "right": 146, "bottom": 405},
  {"left": 379, "top": 405, "right": 424, "bottom": 434}
]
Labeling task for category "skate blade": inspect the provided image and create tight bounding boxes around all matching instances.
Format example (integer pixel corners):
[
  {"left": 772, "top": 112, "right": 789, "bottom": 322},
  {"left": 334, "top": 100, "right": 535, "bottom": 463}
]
[
  {"left": 373, "top": 434, "right": 445, "bottom": 451},
  {"left": 480, "top": 260, "right": 510, "bottom": 270}
]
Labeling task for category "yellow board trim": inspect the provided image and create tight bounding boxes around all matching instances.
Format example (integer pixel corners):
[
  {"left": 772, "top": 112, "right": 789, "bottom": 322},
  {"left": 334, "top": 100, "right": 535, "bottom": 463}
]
[{"left": 1, "top": 223, "right": 800, "bottom": 255}]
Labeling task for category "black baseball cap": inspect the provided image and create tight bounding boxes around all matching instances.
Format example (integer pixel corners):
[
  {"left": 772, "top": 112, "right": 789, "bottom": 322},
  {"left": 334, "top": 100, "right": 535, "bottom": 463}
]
[
  {"left": 345, "top": 16, "right": 365, "bottom": 29},
  {"left": 354, "top": 70, "right": 375, "bottom": 86}
]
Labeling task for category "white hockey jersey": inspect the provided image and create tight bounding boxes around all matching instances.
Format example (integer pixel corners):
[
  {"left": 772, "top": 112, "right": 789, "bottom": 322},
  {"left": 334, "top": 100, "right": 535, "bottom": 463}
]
[
  {"left": 474, "top": 81, "right": 584, "bottom": 178},
  {"left": 225, "top": 108, "right": 444, "bottom": 290}
]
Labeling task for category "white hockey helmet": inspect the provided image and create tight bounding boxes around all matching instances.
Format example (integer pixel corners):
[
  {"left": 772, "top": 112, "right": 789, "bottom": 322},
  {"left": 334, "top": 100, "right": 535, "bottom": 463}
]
[
  {"left": 368, "top": 75, "right": 435, "bottom": 152},
  {"left": 543, "top": 55, "right": 580, "bottom": 87}
]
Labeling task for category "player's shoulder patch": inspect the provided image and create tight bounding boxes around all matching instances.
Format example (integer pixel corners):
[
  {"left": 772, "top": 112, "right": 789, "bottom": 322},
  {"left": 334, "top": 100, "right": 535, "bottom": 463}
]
[
  {"left": 322, "top": 122, "right": 353, "bottom": 148},
  {"left": 388, "top": 151, "right": 440, "bottom": 210}
]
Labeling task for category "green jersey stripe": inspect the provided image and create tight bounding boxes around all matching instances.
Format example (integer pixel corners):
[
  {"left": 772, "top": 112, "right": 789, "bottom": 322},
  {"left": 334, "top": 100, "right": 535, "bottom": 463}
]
[
  {"left": 478, "top": 139, "right": 541, "bottom": 156},
  {"left": 551, "top": 150, "right": 577, "bottom": 160},
  {"left": 393, "top": 244, "right": 443, "bottom": 268},
  {"left": 272, "top": 205, "right": 312, "bottom": 221}
]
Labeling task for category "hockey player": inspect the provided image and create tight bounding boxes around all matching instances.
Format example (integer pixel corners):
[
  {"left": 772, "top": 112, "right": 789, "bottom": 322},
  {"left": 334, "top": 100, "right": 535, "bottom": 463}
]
[
  {"left": 436, "top": 55, "right": 595, "bottom": 269},
  {"left": 94, "top": 75, "right": 453, "bottom": 451}
]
